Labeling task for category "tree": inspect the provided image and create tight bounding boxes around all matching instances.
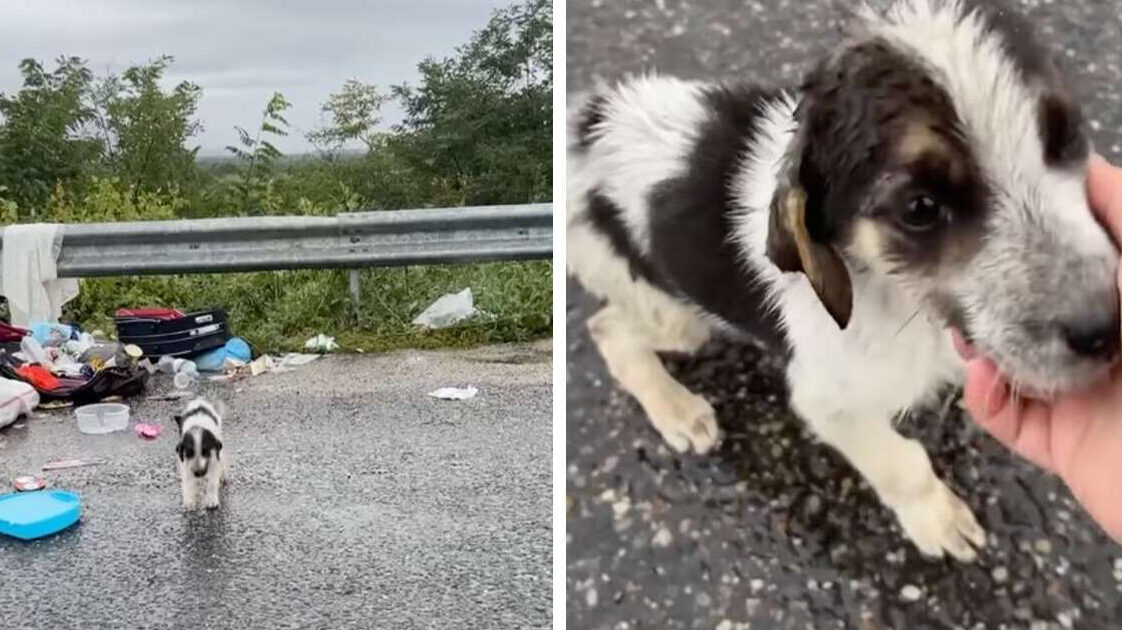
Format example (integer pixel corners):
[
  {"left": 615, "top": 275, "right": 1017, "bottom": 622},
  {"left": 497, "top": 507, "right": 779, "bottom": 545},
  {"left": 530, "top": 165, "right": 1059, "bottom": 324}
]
[
  {"left": 0, "top": 57, "right": 102, "bottom": 216},
  {"left": 391, "top": 0, "right": 551, "bottom": 206},
  {"left": 225, "top": 92, "right": 291, "bottom": 215},
  {"left": 307, "top": 79, "right": 389, "bottom": 158},
  {"left": 91, "top": 56, "right": 202, "bottom": 200}
]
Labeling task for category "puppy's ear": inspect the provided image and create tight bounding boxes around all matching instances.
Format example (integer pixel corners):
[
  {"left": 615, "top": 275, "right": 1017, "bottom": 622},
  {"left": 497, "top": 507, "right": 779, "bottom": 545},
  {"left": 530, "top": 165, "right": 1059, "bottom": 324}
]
[
  {"left": 173, "top": 414, "right": 184, "bottom": 430},
  {"left": 175, "top": 441, "right": 184, "bottom": 461},
  {"left": 766, "top": 185, "right": 853, "bottom": 329}
]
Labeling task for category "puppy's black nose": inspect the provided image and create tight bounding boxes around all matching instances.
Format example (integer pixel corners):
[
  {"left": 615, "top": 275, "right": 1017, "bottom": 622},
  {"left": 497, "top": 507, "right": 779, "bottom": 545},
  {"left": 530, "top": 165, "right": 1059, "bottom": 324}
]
[
  {"left": 193, "top": 469, "right": 207, "bottom": 478},
  {"left": 1062, "top": 315, "right": 1120, "bottom": 360}
]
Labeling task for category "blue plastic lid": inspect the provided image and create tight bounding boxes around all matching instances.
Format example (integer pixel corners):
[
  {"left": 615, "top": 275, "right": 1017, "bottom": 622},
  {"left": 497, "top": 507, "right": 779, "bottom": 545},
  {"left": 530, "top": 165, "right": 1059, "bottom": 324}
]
[{"left": 0, "top": 490, "right": 82, "bottom": 540}]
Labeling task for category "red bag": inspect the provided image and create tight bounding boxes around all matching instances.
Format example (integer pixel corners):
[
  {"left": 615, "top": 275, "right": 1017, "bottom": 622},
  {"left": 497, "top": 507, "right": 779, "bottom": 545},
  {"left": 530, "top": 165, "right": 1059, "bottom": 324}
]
[
  {"left": 16, "top": 365, "right": 60, "bottom": 391},
  {"left": 0, "top": 323, "right": 29, "bottom": 343},
  {"left": 114, "top": 308, "right": 185, "bottom": 320}
]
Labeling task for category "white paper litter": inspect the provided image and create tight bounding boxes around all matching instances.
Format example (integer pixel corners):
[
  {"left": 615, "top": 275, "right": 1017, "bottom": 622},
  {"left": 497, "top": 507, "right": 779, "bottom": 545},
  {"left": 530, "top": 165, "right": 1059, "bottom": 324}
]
[
  {"left": 280, "top": 353, "right": 320, "bottom": 367},
  {"left": 413, "top": 288, "right": 477, "bottom": 329},
  {"left": 427, "top": 386, "right": 478, "bottom": 401}
]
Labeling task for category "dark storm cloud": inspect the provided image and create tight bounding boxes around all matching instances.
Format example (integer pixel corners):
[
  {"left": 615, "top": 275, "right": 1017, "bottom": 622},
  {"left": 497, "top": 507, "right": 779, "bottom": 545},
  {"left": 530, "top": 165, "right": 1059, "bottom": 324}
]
[{"left": 0, "top": 0, "right": 509, "bottom": 155}]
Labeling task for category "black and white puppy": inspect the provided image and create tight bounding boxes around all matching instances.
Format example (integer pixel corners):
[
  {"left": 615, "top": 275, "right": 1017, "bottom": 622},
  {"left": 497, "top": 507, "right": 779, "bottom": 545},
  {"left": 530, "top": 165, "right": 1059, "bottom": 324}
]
[
  {"left": 174, "top": 397, "right": 229, "bottom": 510},
  {"left": 568, "top": 0, "right": 1118, "bottom": 562}
]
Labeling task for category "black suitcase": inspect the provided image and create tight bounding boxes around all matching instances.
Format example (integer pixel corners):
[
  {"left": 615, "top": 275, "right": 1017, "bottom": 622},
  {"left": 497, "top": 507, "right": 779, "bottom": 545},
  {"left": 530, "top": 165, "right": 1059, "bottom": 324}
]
[{"left": 115, "top": 309, "right": 230, "bottom": 358}]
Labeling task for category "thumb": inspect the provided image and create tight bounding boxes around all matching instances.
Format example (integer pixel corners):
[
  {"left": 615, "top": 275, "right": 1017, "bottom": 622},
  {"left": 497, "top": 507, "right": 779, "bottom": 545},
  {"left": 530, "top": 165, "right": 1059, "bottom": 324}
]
[
  {"left": 962, "top": 358, "right": 1058, "bottom": 472},
  {"left": 1088, "top": 154, "right": 1122, "bottom": 245}
]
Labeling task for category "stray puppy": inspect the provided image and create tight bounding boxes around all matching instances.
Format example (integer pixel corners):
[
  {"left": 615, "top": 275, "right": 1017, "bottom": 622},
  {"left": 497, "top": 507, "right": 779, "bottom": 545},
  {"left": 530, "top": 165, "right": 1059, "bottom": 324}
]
[
  {"left": 568, "top": 0, "right": 1118, "bottom": 561},
  {"left": 174, "top": 397, "right": 229, "bottom": 510}
]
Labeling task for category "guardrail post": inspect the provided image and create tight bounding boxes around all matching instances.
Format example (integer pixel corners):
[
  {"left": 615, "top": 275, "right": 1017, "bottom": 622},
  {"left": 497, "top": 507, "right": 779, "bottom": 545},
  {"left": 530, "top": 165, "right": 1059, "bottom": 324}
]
[{"left": 349, "top": 269, "right": 362, "bottom": 321}]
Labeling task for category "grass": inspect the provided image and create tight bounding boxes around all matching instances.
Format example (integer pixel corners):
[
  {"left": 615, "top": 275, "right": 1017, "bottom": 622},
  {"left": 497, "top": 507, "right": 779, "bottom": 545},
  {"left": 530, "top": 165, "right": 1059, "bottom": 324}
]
[{"left": 62, "top": 260, "right": 553, "bottom": 354}]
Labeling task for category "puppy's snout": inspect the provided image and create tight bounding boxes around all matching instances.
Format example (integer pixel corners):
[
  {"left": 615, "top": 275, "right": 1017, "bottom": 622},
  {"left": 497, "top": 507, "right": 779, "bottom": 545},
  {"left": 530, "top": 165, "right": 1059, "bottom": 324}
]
[
  {"left": 1060, "top": 298, "right": 1120, "bottom": 361},
  {"left": 192, "top": 467, "right": 208, "bottom": 478}
]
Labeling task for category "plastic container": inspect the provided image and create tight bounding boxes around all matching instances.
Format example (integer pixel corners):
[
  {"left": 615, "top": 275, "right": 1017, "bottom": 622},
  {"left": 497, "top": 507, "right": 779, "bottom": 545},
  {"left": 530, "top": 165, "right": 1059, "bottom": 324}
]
[
  {"left": 173, "top": 362, "right": 199, "bottom": 390},
  {"left": 75, "top": 403, "right": 130, "bottom": 434},
  {"left": 0, "top": 490, "right": 82, "bottom": 540}
]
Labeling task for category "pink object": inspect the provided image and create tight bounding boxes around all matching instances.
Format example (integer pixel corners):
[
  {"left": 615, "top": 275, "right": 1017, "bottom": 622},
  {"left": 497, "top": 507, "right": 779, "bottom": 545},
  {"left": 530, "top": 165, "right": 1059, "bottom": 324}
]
[{"left": 134, "top": 423, "right": 162, "bottom": 439}]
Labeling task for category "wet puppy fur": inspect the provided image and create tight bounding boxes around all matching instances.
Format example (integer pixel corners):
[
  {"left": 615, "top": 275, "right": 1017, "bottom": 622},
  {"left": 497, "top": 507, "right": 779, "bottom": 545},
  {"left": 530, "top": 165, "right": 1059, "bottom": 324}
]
[
  {"left": 175, "top": 397, "right": 229, "bottom": 510},
  {"left": 567, "top": 0, "right": 1119, "bottom": 561}
]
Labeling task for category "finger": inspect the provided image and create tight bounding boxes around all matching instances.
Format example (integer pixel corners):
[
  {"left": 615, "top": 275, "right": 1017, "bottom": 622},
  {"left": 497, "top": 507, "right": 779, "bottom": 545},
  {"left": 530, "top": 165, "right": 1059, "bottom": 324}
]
[
  {"left": 1088, "top": 154, "right": 1122, "bottom": 245},
  {"left": 962, "top": 357, "right": 1007, "bottom": 418},
  {"left": 963, "top": 359, "right": 1057, "bottom": 472}
]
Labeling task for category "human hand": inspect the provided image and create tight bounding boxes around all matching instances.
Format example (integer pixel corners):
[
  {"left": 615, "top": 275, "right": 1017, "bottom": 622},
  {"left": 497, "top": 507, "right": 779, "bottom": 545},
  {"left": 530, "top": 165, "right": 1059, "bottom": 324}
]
[{"left": 961, "top": 154, "right": 1122, "bottom": 543}]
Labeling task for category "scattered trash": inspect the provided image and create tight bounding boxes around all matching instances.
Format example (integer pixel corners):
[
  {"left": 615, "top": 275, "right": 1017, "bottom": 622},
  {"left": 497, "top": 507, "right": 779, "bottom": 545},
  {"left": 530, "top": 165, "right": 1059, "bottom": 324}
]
[
  {"left": 225, "top": 338, "right": 252, "bottom": 362},
  {"left": 304, "top": 334, "right": 339, "bottom": 353},
  {"left": 0, "top": 378, "right": 39, "bottom": 429},
  {"left": 280, "top": 353, "right": 319, "bottom": 367},
  {"left": 30, "top": 323, "right": 74, "bottom": 346},
  {"left": 62, "top": 332, "right": 96, "bottom": 358},
  {"left": 157, "top": 356, "right": 200, "bottom": 390},
  {"left": 134, "top": 423, "right": 162, "bottom": 440},
  {"left": 19, "top": 334, "right": 51, "bottom": 365},
  {"left": 0, "top": 490, "right": 82, "bottom": 540},
  {"left": 249, "top": 355, "right": 273, "bottom": 376},
  {"left": 16, "top": 364, "right": 60, "bottom": 390},
  {"left": 0, "top": 322, "right": 29, "bottom": 343},
  {"left": 75, "top": 403, "right": 130, "bottom": 434},
  {"left": 194, "top": 337, "right": 252, "bottom": 372},
  {"left": 413, "top": 288, "right": 477, "bottom": 329},
  {"left": 427, "top": 386, "right": 479, "bottom": 400},
  {"left": 13, "top": 475, "right": 46, "bottom": 492},
  {"left": 42, "top": 458, "right": 106, "bottom": 471},
  {"left": 38, "top": 400, "right": 73, "bottom": 410}
]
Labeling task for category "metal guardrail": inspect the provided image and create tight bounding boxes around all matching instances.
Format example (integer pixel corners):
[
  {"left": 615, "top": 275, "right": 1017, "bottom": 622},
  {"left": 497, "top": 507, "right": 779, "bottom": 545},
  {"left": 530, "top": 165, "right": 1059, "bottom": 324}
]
[{"left": 0, "top": 203, "right": 553, "bottom": 277}]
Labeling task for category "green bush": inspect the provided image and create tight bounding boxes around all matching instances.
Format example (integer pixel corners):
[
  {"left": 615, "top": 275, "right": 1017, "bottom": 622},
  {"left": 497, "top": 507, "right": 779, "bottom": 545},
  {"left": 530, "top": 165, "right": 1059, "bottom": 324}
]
[{"left": 66, "top": 262, "right": 552, "bottom": 353}]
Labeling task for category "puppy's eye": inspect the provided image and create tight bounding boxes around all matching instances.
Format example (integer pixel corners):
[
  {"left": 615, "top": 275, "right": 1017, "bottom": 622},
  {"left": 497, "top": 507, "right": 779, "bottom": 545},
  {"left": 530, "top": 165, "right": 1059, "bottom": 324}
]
[{"left": 901, "top": 195, "right": 944, "bottom": 230}]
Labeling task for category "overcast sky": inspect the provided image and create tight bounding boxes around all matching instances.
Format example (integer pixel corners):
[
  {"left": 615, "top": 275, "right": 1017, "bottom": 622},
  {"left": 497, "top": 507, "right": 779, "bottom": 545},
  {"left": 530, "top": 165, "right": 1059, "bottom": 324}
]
[{"left": 0, "top": 0, "right": 509, "bottom": 156}]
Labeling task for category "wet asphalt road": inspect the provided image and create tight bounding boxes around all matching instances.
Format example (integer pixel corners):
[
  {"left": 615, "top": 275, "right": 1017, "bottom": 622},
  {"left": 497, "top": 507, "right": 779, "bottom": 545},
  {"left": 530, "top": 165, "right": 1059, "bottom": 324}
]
[
  {"left": 0, "top": 342, "right": 551, "bottom": 630},
  {"left": 566, "top": 1, "right": 1122, "bottom": 628}
]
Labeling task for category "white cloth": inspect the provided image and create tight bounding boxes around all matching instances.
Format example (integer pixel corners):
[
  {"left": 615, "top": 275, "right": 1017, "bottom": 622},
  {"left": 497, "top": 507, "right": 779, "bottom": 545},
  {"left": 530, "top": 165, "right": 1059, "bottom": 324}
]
[
  {"left": 0, "top": 378, "right": 38, "bottom": 429},
  {"left": 0, "top": 223, "right": 80, "bottom": 327}
]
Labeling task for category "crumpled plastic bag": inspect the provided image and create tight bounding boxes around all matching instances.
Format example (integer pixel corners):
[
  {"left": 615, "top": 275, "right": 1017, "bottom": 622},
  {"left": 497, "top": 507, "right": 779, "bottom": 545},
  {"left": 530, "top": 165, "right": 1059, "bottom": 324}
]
[
  {"left": 304, "top": 334, "right": 338, "bottom": 353},
  {"left": 413, "top": 288, "right": 478, "bottom": 329},
  {"left": 0, "top": 378, "right": 39, "bottom": 430}
]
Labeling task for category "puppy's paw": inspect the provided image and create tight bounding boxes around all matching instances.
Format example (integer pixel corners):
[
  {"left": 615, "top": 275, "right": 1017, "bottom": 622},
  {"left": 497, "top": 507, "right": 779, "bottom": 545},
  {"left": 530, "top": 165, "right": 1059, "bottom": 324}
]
[
  {"left": 649, "top": 391, "right": 721, "bottom": 455},
  {"left": 182, "top": 496, "right": 200, "bottom": 511},
  {"left": 203, "top": 494, "right": 220, "bottom": 510},
  {"left": 893, "top": 479, "right": 985, "bottom": 562}
]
